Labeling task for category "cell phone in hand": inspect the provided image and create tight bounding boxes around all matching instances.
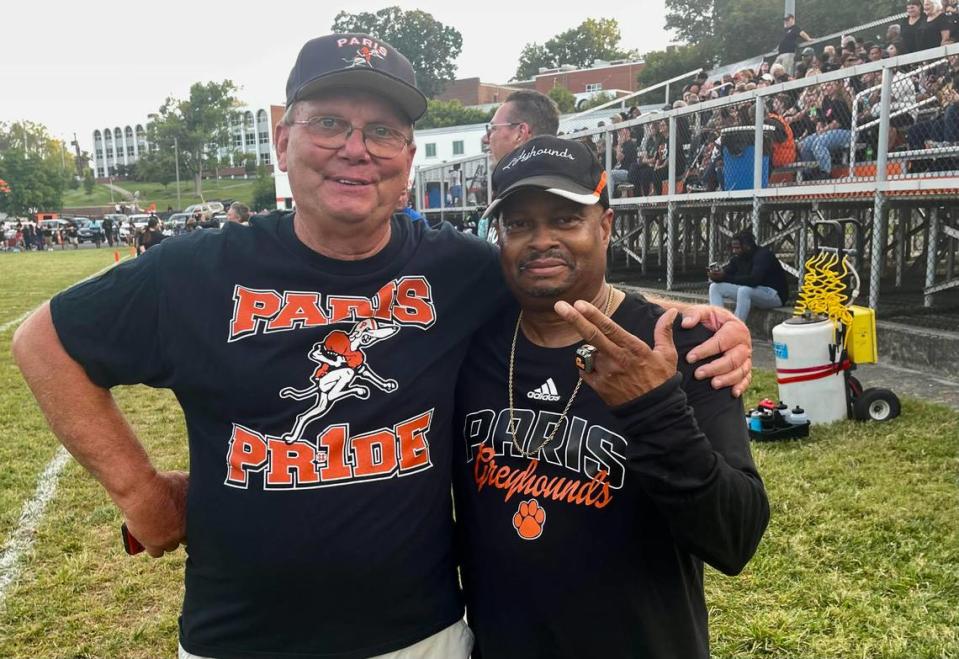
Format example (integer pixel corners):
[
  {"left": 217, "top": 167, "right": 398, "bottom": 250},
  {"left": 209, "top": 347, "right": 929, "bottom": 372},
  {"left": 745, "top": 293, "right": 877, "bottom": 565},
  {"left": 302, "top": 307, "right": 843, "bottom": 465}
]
[{"left": 121, "top": 523, "right": 144, "bottom": 555}]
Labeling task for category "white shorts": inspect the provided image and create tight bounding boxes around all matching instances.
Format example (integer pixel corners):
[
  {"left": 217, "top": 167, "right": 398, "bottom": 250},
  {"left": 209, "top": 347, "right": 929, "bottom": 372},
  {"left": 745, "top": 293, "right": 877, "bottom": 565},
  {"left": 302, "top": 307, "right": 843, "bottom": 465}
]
[{"left": 178, "top": 619, "right": 474, "bottom": 659}]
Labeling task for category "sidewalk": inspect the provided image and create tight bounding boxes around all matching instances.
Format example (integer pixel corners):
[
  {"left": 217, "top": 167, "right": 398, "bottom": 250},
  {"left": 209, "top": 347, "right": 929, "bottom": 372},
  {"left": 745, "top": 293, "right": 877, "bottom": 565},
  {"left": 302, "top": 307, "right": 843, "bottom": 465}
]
[{"left": 752, "top": 339, "right": 959, "bottom": 411}]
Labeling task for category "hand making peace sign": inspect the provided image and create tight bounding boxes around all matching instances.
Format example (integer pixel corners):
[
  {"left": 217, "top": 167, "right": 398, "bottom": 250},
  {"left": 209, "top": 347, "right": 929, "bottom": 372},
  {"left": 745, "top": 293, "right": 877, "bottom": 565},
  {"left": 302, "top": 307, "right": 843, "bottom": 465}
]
[{"left": 555, "top": 299, "right": 680, "bottom": 407}]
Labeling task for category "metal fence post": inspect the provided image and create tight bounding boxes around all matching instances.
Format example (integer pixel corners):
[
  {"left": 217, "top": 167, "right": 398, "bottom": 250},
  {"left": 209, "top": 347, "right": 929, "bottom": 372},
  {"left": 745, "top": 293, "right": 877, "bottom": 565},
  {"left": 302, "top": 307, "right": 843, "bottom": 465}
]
[
  {"left": 925, "top": 207, "right": 940, "bottom": 307},
  {"left": 895, "top": 208, "right": 906, "bottom": 288},
  {"left": 667, "top": 203, "right": 676, "bottom": 291},
  {"left": 668, "top": 116, "right": 677, "bottom": 197}
]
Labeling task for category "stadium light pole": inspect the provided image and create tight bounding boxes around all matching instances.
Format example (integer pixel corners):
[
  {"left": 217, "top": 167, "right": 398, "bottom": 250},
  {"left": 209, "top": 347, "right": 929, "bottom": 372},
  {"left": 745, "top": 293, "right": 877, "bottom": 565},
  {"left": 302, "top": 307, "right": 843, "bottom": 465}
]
[{"left": 785, "top": 0, "right": 795, "bottom": 17}]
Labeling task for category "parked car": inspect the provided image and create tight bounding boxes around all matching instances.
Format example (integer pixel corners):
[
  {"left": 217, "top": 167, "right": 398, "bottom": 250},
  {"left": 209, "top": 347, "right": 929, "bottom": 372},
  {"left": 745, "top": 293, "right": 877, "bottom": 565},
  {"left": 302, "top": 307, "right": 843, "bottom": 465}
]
[
  {"left": 207, "top": 201, "right": 225, "bottom": 214},
  {"left": 128, "top": 214, "right": 155, "bottom": 229},
  {"left": 75, "top": 218, "right": 104, "bottom": 245}
]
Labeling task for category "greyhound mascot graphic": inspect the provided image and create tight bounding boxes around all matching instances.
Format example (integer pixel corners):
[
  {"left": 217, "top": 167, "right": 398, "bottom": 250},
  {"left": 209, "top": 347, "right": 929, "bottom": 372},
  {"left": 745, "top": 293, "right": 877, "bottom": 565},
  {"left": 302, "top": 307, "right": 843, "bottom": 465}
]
[{"left": 280, "top": 319, "right": 399, "bottom": 443}]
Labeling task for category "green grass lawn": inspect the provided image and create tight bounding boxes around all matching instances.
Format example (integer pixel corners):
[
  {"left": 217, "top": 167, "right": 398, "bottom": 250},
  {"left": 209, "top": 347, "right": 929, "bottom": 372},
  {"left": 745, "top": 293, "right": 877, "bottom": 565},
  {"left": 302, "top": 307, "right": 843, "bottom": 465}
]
[
  {"left": 0, "top": 251, "right": 957, "bottom": 657},
  {"left": 62, "top": 179, "right": 259, "bottom": 212}
]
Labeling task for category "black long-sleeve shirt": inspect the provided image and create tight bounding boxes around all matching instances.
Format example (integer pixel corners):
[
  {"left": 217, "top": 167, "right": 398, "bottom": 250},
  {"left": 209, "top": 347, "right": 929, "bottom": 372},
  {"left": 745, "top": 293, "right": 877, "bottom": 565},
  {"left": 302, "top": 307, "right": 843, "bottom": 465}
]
[
  {"left": 723, "top": 245, "right": 790, "bottom": 305},
  {"left": 454, "top": 293, "right": 769, "bottom": 659}
]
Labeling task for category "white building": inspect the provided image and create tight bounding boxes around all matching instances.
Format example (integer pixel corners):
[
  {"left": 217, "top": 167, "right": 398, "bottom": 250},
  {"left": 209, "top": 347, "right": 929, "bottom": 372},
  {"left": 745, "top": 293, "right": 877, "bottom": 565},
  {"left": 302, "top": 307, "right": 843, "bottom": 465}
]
[{"left": 91, "top": 106, "right": 274, "bottom": 179}]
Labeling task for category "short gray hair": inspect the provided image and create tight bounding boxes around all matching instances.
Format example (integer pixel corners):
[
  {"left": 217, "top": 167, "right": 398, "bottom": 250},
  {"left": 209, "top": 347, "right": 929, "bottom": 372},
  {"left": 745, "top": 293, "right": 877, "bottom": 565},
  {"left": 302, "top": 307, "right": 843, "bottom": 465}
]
[{"left": 229, "top": 201, "right": 250, "bottom": 222}]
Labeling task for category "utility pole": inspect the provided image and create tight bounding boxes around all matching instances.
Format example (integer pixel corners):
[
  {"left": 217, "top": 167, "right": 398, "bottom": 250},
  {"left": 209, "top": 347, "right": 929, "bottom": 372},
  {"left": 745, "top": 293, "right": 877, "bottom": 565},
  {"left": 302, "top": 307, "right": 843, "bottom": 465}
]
[
  {"left": 174, "top": 136, "right": 182, "bottom": 210},
  {"left": 785, "top": 0, "right": 795, "bottom": 17}
]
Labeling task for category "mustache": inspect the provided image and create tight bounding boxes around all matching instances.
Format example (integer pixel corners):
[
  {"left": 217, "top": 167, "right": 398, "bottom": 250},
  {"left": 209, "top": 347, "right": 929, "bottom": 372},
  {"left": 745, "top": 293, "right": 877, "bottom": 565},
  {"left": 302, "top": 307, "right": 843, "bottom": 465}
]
[{"left": 518, "top": 250, "right": 573, "bottom": 270}]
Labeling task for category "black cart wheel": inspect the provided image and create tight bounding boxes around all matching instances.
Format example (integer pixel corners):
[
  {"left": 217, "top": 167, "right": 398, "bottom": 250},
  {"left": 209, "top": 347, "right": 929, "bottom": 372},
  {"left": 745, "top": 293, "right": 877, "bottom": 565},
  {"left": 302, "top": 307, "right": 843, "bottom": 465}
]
[
  {"left": 853, "top": 388, "right": 901, "bottom": 422},
  {"left": 846, "top": 375, "right": 863, "bottom": 401}
]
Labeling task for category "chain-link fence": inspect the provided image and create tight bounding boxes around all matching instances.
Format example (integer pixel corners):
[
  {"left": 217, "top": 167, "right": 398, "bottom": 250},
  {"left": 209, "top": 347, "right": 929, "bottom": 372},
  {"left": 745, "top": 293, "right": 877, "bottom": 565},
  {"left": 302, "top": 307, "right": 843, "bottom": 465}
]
[
  {"left": 577, "top": 44, "right": 959, "bottom": 201},
  {"left": 413, "top": 153, "right": 490, "bottom": 230}
]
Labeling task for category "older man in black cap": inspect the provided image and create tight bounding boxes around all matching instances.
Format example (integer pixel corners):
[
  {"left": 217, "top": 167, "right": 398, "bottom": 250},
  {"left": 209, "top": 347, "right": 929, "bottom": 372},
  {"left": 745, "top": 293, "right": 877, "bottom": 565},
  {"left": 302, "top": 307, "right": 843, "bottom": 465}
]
[
  {"left": 454, "top": 137, "right": 768, "bottom": 658},
  {"left": 13, "top": 34, "right": 753, "bottom": 659}
]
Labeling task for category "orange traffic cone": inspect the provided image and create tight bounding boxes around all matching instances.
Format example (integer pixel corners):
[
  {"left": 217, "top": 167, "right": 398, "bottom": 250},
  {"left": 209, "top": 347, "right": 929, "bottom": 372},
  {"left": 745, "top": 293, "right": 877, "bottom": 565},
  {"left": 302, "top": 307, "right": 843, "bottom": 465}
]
[
  {"left": 113, "top": 249, "right": 120, "bottom": 263},
  {"left": 130, "top": 246, "right": 137, "bottom": 257}
]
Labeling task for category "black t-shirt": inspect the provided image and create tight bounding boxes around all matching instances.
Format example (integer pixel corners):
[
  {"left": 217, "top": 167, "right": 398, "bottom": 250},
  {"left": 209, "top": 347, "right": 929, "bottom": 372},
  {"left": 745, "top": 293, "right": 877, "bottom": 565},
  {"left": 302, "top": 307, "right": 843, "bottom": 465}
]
[
  {"left": 819, "top": 96, "right": 852, "bottom": 130},
  {"left": 50, "top": 212, "right": 508, "bottom": 659},
  {"left": 779, "top": 25, "right": 802, "bottom": 54},
  {"left": 917, "top": 13, "right": 949, "bottom": 52},
  {"left": 901, "top": 17, "right": 921, "bottom": 53},
  {"left": 453, "top": 294, "right": 769, "bottom": 659}
]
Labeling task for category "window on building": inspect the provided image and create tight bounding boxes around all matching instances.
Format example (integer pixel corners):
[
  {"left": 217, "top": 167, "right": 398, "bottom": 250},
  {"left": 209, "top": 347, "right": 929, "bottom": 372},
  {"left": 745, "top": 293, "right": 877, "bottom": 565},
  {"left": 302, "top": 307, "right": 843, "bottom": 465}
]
[
  {"left": 453, "top": 140, "right": 464, "bottom": 155},
  {"left": 245, "top": 134, "right": 256, "bottom": 146},
  {"left": 233, "top": 135, "right": 243, "bottom": 148},
  {"left": 260, "top": 152, "right": 271, "bottom": 165},
  {"left": 259, "top": 131, "right": 269, "bottom": 144},
  {"left": 426, "top": 143, "right": 437, "bottom": 158},
  {"left": 585, "top": 83, "right": 603, "bottom": 92},
  {"left": 127, "top": 146, "right": 135, "bottom": 157},
  {"left": 106, "top": 148, "right": 113, "bottom": 157}
]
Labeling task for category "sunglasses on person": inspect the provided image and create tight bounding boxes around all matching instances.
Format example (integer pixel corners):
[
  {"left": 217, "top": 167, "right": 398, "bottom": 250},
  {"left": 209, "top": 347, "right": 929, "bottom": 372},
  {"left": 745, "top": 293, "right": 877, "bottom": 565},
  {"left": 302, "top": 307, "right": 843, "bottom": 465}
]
[{"left": 485, "top": 121, "right": 523, "bottom": 136}]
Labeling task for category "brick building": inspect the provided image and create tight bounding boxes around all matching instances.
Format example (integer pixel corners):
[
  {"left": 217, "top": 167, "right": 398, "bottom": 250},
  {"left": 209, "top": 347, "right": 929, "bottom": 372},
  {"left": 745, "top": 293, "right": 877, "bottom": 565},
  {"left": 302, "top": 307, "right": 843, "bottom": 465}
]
[
  {"left": 436, "top": 78, "right": 526, "bottom": 107},
  {"left": 532, "top": 60, "right": 645, "bottom": 95}
]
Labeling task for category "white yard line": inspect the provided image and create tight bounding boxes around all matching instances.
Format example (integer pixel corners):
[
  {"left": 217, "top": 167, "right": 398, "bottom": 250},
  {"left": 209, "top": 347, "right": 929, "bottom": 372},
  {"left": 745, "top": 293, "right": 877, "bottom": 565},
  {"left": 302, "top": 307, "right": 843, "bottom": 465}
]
[
  {"left": 0, "top": 447, "right": 71, "bottom": 607},
  {"left": 0, "top": 253, "right": 132, "bottom": 608}
]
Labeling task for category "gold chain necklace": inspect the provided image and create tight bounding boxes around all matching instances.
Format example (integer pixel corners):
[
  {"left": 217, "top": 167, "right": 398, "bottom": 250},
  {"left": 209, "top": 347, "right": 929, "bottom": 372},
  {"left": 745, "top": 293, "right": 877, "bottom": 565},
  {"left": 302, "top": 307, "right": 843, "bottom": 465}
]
[{"left": 507, "top": 284, "right": 614, "bottom": 459}]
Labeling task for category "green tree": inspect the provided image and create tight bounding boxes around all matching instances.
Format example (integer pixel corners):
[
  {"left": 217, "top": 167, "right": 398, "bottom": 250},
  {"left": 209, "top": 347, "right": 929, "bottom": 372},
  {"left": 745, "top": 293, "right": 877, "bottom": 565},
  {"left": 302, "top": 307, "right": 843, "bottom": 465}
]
[
  {"left": 83, "top": 170, "right": 95, "bottom": 196},
  {"left": 415, "top": 99, "right": 495, "bottom": 129},
  {"left": 514, "top": 43, "right": 551, "bottom": 81},
  {"left": 331, "top": 7, "right": 462, "bottom": 98},
  {"left": 547, "top": 86, "right": 576, "bottom": 113},
  {"left": 580, "top": 92, "right": 616, "bottom": 111},
  {"left": 251, "top": 167, "right": 276, "bottom": 212},
  {"left": 146, "top": 80, "right": 239, "bottom": 196},
  {"left": 135, "top": 148, "right": 177, "bottom": 188},
  {"left": 664, "top": 0, "right": 902, "bottom": 66},
  {"left": 637, "top": 44, "right": 709, "bottom": 104},
  {"left": 0, "top": 121, "right": 73, "bottom": 216},
  {"left": 513, "top": 18, "right": 638, "bottom": 81}
]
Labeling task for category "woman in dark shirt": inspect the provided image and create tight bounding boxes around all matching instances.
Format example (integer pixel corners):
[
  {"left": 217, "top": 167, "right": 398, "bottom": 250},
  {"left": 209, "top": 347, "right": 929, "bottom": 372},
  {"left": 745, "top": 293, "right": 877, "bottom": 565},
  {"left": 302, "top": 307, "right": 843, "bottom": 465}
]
[
  {"left": 797, "top": 80, "right": 853, "bottom": 179},
  {"left": 902, "top": 0, "right": 926, "bottom": 53},
  {"left": 917, "top": 0, "right": 951, "bottom": 51}
]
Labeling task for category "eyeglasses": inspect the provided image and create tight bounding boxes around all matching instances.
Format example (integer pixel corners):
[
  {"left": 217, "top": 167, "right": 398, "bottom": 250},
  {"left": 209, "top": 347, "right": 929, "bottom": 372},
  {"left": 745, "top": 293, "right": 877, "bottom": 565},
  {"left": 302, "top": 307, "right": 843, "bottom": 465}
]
[
  {"left": 289, "top": 116, "right": 412, "bottom": 158},
  {"left": 485, "top": 121, "right": 523, "bottom": 136}
]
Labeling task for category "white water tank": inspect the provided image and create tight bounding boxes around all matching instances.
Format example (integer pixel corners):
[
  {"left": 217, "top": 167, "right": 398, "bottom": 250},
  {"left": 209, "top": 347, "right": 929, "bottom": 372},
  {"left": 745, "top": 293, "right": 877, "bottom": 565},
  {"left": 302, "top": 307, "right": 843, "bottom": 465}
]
[{"left": 772, "top": 317, "right": 848, "bottom": 425}]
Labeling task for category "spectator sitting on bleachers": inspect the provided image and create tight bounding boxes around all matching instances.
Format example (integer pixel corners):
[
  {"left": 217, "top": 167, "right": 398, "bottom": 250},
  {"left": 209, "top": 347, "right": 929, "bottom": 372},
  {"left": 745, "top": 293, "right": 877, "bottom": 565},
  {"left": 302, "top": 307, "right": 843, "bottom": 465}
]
[
  {"left": 770, "top": 63, "right": 792, "bottom": 84},
  {"left": 795, "top": 47, "right": 817, "bottom": 78},
  {"left": 797, "top": 80, "right": 853, "bottom": 179},
  {"left": 708, "top": 230, "right": 789, "bottom": 322},
  {"left": 887, "top": 23, "right": 906, "bottom": 54},
  {"left": 782, "top": 71, "right": 823, "bottom": 141},
  {"left": 869, "top": 44, "right": 885, "bottom": 61},
  {"left": 767, "top": 99, "right": 798, "bottom": 168},
  {"left": 821, "top": 45, "right": 841, "bottom": 72},
  {"left": 907, "top": 67, "right": 959, "bottom": 170},
  {"left": 611, "top": 127, "right": 638, "bottom": 188}
]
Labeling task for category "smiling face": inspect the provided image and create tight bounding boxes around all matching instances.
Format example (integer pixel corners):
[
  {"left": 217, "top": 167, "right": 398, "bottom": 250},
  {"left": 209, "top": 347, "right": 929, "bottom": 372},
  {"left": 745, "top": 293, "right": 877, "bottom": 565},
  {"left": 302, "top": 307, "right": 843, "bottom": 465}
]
[
  {"left": 496, "top": 188, "right": 612, "bottom": 310},
  {"left": 274, "top": 90, "right": 415, "bottom": 229}
]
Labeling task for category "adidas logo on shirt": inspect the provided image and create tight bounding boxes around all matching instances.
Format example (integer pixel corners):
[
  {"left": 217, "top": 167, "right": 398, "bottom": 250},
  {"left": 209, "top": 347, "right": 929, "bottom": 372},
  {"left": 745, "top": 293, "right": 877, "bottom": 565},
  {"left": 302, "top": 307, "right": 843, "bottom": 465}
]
[{"left": 527, "top": 378, "right": 561, "bottom": 402}]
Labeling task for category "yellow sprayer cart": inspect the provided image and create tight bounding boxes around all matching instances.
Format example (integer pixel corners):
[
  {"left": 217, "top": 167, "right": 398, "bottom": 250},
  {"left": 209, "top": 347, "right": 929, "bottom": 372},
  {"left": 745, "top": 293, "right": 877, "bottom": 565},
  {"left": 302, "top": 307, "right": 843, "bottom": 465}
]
[{"left": 772, "top": 218, "right": 900, "bottom": 424}]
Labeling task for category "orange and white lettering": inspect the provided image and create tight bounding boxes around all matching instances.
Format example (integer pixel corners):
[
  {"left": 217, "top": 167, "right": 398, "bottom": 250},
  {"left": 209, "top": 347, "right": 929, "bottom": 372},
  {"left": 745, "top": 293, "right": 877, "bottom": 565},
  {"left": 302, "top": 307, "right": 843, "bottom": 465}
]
[
  {"left": 266, "top": 292, "right": 328, "bottom": 332},
  {"left": 225, "top": 425, "right": 269, "bottom": 487},
  {"left": 393, "top": 277, "right": 435, "bottom": 326},
  {"left": 317, "top": 425, "right": 353, "bottom": 482},
  {"left": 266, "top": 438, "right": 321, "bottom": 487},
  {"left": 352, "top": 429, "right": 398, "bottom": 478},
  {"left": 231, "top": 287, "right": 282, "bottom": 341},
  {"left": 396, "top": 409, "right": 433, "bottom": 472}
]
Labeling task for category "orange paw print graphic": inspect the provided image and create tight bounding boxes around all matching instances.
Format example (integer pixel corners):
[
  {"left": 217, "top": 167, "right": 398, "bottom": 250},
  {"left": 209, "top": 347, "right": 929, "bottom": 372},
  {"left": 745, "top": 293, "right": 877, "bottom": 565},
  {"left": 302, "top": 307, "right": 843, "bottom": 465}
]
[{"left": 512, "top": 499, "right": 546, "bottom": 540}]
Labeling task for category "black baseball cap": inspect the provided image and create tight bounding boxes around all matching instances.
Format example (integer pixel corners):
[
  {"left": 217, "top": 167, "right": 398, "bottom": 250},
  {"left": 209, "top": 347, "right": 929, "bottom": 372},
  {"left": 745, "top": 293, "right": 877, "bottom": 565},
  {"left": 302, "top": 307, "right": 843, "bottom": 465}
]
[
  {"left": 286, "top": 34, "right": 428, "bottom": 121},
  {"left": 482, "top": 136, "right": 609, "bottom": 218}
]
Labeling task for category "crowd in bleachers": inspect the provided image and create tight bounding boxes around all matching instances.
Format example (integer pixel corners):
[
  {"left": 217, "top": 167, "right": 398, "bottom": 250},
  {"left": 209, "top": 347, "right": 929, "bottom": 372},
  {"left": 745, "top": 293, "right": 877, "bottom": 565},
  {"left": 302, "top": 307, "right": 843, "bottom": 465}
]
[{"left": 572, "top": 1, "right": 959, "bottom": 195}]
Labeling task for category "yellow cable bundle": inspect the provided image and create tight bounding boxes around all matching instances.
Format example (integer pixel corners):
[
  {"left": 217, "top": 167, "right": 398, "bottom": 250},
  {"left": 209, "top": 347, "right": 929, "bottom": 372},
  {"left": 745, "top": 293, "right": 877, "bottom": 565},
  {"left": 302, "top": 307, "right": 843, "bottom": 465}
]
[{"left": 793, "top": 252, "right": 854, "bottom": 334}]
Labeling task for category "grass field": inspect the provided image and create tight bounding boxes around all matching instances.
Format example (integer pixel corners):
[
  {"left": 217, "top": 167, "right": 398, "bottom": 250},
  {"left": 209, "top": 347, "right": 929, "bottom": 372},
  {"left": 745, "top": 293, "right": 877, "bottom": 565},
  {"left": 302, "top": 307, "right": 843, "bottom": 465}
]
[
  {"left": 61, "top": 179, "right": 259, "bottom": 212},
  {"left": 0, "top": 251, "right": 957, "bottom": 657}
]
